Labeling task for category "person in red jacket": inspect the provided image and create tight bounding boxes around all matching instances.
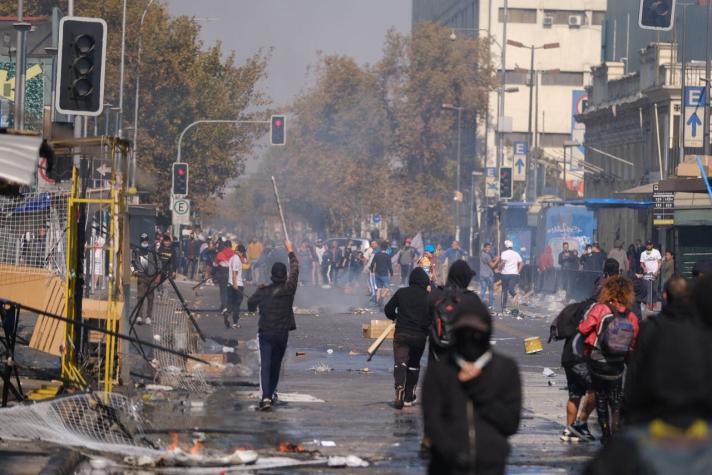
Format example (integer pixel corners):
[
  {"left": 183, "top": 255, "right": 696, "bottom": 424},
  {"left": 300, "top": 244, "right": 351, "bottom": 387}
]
[{"left": 578, "top": 275, "right": 640, "bottom": 444}]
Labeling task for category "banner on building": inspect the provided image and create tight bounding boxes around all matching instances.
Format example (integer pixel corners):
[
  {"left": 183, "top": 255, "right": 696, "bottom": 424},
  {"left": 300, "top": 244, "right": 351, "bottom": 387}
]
[{"left": 544, "top": 206, "right": 595, "bottom": 267}]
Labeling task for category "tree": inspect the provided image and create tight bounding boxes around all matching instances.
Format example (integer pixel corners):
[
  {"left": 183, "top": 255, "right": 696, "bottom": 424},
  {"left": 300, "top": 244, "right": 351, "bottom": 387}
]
[{"left": 0, "top": 0, "right": 269, "bottom": 215}]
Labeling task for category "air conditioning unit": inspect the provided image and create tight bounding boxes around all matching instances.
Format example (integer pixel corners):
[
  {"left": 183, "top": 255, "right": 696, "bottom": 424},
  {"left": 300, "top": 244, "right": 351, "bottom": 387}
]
[
  {"left": 568, "top": 15, "right": 582, "bottom": 27},
  {"left": 543, "top": 16, "right": 553, "bottom": 28}
]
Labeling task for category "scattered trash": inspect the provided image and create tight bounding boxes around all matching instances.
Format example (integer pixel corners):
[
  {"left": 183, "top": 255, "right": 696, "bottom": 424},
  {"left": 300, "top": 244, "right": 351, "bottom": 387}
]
[
  {"left": 362, "top": 368, "right": 369, "bottom": 373},
  {"left": 548, "top": 380, "right": 555, "bottom": 386},
  {"left": 320, "top": 440, "right": 336, "bottom": 447},
  {"left": 309, "top": 362, "right": 333, "bottom": 373},
  {"left": 153, "top": 334, "right": 161, "bottom": 342},
  {"left": 524, "top": 336, "right": 543, "bottom": 354},
  {"left": 348, "top": 350, "right": 359, "bottom": 356},
  {"left": 278, "top": 441, "right": 307, "bottom": 453},
  {"left": 296, "top": 351, "right": 306, "bottom": 357},
  {"left": 326, "top": 349, "right": 334, "bottom": 355},
  {"left": 89, "top": 458, "right": 112, "bottom": 469},
  {"left": 246, "top": 339, "right": 259, "bottom": 351},
  {"left": 327, "top": 455, "right": 369, "bottom": 468},
  {"left": 145, "top": 384, "right": 174, "bottom": 392},
  {"left": 222, "top": 346, "right": 235, "bottom": 353},
  {"left": 542, "top": 367, "right": 556, "bottom": 378},
  {"left": 293, "top": 307, "right": 319, "bottom": 316},
  {"left": 351, "top": 307, "right": 375, "bottom": 315}
]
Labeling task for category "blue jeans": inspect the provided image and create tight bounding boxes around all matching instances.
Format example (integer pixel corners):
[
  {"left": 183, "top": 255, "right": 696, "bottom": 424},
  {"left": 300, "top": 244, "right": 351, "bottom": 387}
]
[
  {"left": 480, "top": 276, "right": 494, "bottom": 307},
  {"left": 258, "top": 331, "right": 289, "bottom": 400}
]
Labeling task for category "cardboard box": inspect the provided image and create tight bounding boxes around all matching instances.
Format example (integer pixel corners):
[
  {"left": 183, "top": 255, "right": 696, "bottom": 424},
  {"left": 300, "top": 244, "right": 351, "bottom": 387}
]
[
  {"left": 362, "top": 320, "right": 395, "bottom": 339},
  {"left": 186, "top": 353, "right": 227, "bottom": 375}
]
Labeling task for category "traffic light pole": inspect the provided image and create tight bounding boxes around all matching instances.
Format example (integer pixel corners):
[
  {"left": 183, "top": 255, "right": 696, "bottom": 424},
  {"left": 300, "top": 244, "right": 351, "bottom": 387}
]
[{"left": 175, "top": 119, "right": 271, "bottom": 164}]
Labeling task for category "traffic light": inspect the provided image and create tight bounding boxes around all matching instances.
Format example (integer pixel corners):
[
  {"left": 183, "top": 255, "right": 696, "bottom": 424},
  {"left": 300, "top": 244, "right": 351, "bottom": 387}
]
[
  {"left": 270, "top": 115, "right": 286, "bottom": 146},
  {"left": 172, "top": 163, "right": 189, "bottom": 196},
  {"left": 638, "top": 0, "right": 675, "bottom": 31},
  {"left": 55, "top": 17, "right": 107, "bottom": 116},
  {"left": 499, "top": 167, "right": 513, "bottom": 199}
]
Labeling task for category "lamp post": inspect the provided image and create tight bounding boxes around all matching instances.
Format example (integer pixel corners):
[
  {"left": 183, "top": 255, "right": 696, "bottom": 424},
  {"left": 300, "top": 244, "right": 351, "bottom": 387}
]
[
  {"left": 131, "top": 0, "right": 156, "bottom": 190},
  {"left": 506, "top": 39, "right": 560, "bottom": 201},
  {"left": 442, "top": 103, "right": 464, "bottom": 241}
]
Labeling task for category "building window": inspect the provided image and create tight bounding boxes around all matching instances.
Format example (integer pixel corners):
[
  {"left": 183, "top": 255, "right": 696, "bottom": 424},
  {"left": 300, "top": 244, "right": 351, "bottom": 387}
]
[
  {"left": 542, "top": 10, "right": 586, "bottom": 25},
  {"left": 541, "top": 71, "right": 584, "bottom": 86},
  {"left": 592, "top": 12, "right": 606, "bottom": 26},
  {"left": 539, "top": 133, "right": 570, "bottom": 148},
  {"left": 502, "top": 70, "right": 529, "bottom": 85},
  {"left": 498, "top": 8, "right": 537, "bottom": 24}
]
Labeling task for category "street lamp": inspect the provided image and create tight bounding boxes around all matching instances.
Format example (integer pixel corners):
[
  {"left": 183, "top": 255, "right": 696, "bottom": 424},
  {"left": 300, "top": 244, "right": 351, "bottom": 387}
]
[
  {"left": 506, "top": 40, "right": 560, "bottom": 201},
  {"left": 442, "top": 103, "right": 464, "bottom": 242}
]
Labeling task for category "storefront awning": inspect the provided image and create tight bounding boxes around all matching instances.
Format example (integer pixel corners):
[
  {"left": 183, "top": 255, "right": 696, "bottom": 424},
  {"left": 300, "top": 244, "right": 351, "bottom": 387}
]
[
  {"left": 0, "top": 133, "right": 41, "bottom": 186},
  {"left": 658, "top": 177, "right": 712, "bottom": 194},
  {"left": 564, "top": 198, "right": 654, "bottom": 209}
]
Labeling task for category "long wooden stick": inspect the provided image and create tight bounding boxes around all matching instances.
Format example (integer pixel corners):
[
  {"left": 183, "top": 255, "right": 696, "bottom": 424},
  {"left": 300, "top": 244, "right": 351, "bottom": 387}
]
[
  {"left": 271, "top": 176, "right": 290, "bottom": 242},
  {"left": 367, "top": 322, "right": 396, "bottom": 361}
]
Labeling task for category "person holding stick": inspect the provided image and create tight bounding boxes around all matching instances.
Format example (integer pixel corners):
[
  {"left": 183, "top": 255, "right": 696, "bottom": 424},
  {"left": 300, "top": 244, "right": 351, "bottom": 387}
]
[{"left": 248, "top": 240, "right": 299, "bottom": 412}]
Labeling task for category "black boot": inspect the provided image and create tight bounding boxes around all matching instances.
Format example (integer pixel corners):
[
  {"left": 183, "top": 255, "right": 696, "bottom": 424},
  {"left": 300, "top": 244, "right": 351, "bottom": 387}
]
[
  {"left": 394, "top": 386, "right": 405, "bottom": 410},
  {"left": 404, "top": 367, "right": 420, "bottom": 406},
  {"left": 600, "top": 422, "right": 611, "bottom": 446}
]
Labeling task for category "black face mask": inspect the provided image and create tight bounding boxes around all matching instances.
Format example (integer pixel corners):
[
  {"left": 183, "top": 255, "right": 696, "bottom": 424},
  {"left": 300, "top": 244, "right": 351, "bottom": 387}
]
[{"left": 454, "top": 328, "right": 490, "bottom": 362}]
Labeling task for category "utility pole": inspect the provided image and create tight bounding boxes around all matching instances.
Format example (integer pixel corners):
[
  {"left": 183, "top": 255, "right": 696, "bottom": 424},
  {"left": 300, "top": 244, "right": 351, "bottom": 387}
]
[
  {"left": 526, "top": 45, "right": 535, "bottom": 200},
  {"left": 13, "top": 0, "right": 30, "bottom": 130},
  {"left": 497, "top": 0, "right": 508, "bottom": 197}
]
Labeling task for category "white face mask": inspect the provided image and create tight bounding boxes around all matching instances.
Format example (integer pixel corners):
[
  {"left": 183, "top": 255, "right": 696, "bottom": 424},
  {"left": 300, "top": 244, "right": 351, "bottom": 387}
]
[{"left": 141, "top": 242, "right": 149, "bottom": 248}]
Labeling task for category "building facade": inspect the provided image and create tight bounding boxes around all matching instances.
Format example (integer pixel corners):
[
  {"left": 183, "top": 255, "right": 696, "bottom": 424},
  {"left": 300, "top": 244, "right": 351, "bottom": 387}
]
[{"left": 413, "top": 0, "right": 606, "bottom": 200}]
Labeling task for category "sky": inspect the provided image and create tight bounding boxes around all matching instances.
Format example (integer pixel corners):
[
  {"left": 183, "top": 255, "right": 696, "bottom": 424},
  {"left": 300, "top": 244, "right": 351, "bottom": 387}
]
[{"left": 167, "top": 0, "right": 412, "bottom": 108}]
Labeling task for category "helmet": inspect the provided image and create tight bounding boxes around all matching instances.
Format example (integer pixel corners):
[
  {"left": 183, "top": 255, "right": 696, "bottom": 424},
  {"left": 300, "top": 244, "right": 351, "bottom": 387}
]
[{"left": 424, "top": 244, "right": 435, "bottom": 253}]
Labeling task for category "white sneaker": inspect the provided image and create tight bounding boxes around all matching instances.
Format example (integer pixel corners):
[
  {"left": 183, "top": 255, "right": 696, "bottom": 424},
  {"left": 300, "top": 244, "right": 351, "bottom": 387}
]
[
  {"left": 145, "top": 317, "right": 152, "bottom": 325},
  {"left": 136, "top": 317, "right": 143, "bottom": 325}
]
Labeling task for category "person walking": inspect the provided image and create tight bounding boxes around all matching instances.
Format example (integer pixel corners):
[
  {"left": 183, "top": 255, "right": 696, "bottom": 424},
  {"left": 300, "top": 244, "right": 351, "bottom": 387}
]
[
  {"left": 398, "top": 238, "right": 418, "bottom": 286},
  {"left": 297, "top": 240, "right": 314, "bottom": 286},
  {"left": 132, "top": 232, "right": 159, "bottom": 325},
  {"left": 578, "top": 275, "right": 640, "bottom": 444},
  {"left": 247, "top": 237, "right": 263, "bottom": 284},
  {"left": 500, "top": 240, "right": 523, "bottom": 313},
  {"left": 640, "top": 240, "right": 662, "bottom": 305},
  {"left": 370, "top": 242, "right": 394, "bottom": 306},
  {"left": 184, "top": 233, "right": 200, "bottom": 280},
  {"left": 608, "top": 241, "right": 628, "bottom": 276},
  {"left": 479, "top": 242, "right": 498, "bottom": 310},
  {"left": 384, "top": 267, "right": 431, "bottom": 409},
  {"left": 660, "top": 250, "right": 675, "bottom": 294},
  {"left": 226, "top": 244, "right": 246, "bottom": 329},
  {"left": 422, "top": 297, "right": 522, "bottom": 475},
  {"left": 214, "top": 240, "right": 235, "bottom": 315},
  {"left": 248, "top": 241, "right": 299, "bottom": 412}
]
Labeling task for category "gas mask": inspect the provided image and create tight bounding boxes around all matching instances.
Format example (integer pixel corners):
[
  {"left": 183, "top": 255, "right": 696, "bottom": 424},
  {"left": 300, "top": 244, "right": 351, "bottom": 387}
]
[
  {"left": 140, "top": 242, "right": 149, "bottom": 249},
  {"left": 454, "top": 327, "right": 491, "bottom": 362}
]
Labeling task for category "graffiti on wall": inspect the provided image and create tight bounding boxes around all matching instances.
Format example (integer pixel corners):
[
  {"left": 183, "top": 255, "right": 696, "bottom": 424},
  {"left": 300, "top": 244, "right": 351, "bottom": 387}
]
[{"left": 0, "top": 62, "right": 45, "bottom": 128}]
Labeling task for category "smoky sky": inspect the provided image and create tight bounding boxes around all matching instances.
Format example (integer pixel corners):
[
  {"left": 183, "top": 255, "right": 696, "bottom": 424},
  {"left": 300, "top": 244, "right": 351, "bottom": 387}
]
[{"left": 167, "top": 0, "right": 412, "bottom": 107}]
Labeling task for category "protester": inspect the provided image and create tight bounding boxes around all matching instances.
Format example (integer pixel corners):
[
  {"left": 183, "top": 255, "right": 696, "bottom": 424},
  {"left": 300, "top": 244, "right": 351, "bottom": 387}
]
[
  {"left": 640, "top": 240, "right": 662, "bottom": 304},
  {"left": 428, "top": 260, "right": 477, "bottom": 362},
  {"left": 558, "top": 242, "right": 579, "bottom": 293},
  {"left": 384, "top": 267, "right": 431, "bottom": 409},
  {"left": 417, "top": 244, "right": 439, "bottom": 284},
  {"left": 500, "top": 240, "right": 523, "bottom": 313},
  {"left": 422, "top": 297, "right": 522, "bottom": 475},
  {"left": 479, "top": 242, "right": 499, "bottom": 310},
  {"left": 157, "top": 233, "right": 178, "bottom": 279},
  {"left": 199, "top": 240, "right": 217, "bottom": 284},
  {"left": 184, "top": 233, "right": 200, "bottom": 280},
  {"left": 320, "top": 243, "right": 334, "bottom": 287},
  {"left": 440, "top": 240, "right": 467, "bottom": 271},
  {"left": 578, "top": 275, "right": 640, "bottom": 444},
  {"left": 247, "top": 240, "right": 299, "bottom": 412},
  {"left": 537, "top": 245, "right": 555, "bottom": 294},
  {"left": 247, "top": 237, "right": 263, "bottom": 283},
  {"left": 580, "top": 244, "right": 595, "bottom": 272},
  {"left": 397, "top": 238, "right": 418, "bottom": 286},
  {"left": 313, "top": 238, "right": 326, "bottom": 285},
  {"left": 660, "top": 250, "right": 675, "bottom": 292},
  {"left": 608, "top": 241, "right": 628, "bottom": 275},
  {"left": 214, "top": 240, "right": 235, "bottom": 315},
  {"left": 592, "top": 258, "right": 620, "bottom": 299},
  {"left": 297, "top": 240, "right": 314, "bottom": 286},
  {"left": 370, "top": 241, "right": 393, "bottom": 306},
  {"left": 132, "top": 232, "right": 158, "bottom": 325}
]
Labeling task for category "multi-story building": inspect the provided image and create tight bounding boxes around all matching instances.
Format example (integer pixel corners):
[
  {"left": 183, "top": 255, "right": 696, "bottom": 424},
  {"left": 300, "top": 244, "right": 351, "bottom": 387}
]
[{"left": 413, "top": 0, "right": 606, "bottom": 200}]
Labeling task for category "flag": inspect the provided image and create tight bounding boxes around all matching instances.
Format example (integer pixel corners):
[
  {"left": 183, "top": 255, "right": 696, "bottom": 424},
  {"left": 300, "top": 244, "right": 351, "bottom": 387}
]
[{"left": 411, "top": 232, "right": 424, "bottom": 255}]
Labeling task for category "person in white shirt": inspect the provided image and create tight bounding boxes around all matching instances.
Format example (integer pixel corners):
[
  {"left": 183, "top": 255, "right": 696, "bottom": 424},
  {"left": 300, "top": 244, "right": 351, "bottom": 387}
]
[
  {"left": 314, "top": 239, "right": 326, "bottom": 286},
  {"left": 640, "top": 240, "right": 662, "bottom": 304},
  {"left": 227, "top": 245, "right": 246, "bottom": 329},
  {"left": 499, "top": 240, "right": 523, "bottom": 312}
]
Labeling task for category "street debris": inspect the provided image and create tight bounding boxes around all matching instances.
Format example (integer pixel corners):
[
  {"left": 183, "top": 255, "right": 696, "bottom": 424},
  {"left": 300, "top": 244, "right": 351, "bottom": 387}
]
[
  {"left": 327, "top": 348, "right": 334, "bottom": 354},
  {"left": 524, "top": 336, "right": 544, "bottom": 354},
  {"left": 296, "top": 351, "right": 306, "bottom": 357},
  {"left": 294, "top": 306, "right": 320, "bottom": 316},
  {"left": 145, "top": 384, "right": 174, "bottom": 392},
  {"left": 320, "top": 440, "right": 336, "bottom": 447},
  {"left": 348, "top": 350, "right": 360, "bottom": 356},
  {"left": 351, "top": 307, "right": 376, "bottom": 315},
  {"left": 542, "top": 367, "right": 556, "bottom": 378},
  {"left": 309, "top": 361, "right": 333, "bottom": 373},
  {"left": 327, "top": 455, "right": 370, "bottom": 468}
]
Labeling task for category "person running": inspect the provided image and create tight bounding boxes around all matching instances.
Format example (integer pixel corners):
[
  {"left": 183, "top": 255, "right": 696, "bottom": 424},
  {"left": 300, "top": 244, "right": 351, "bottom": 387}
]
[
  {"left": 157, "top": 233, "right": 178, "bottom": 279},
  {"left": 479, "top": 242, "right": 499, "bottom": 310},
  {"left": 214, "top": 240, "right": 235, "bottom": 315},
  {"left": 398, "top": 238, "right": 418, "bottom": 286},
  {"left": 417, "top": 244, "right": 439, "bottom": 285},
  {"left": 370, "top": 242, "right": 394, "bottom": 306},
  {"left": 384, "top": 267, "right": 431, "bottom": 409},
  {"left": 578, "top": 275, "right": 640, "bottom": 445},
  {"left": 199, "top": 240, "right": 217, "bottom": 284},
  {"left": 428, "top": 260, "right": 477, "bottom": 362},
  {"left": 248, "top": 240, "right": 298, "bottom": 412},
  {"left": 226, "top": 244, "right": 246, "bottom": 329},
  {"left": 500, "top": 240, "right": 523, "bottom": 313},
  {"left": 422, "top": 297, "right": 522, "bottom": 475}
]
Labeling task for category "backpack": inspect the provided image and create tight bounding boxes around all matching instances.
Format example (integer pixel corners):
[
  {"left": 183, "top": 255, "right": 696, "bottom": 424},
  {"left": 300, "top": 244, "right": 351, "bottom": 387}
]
[
  {"left": 430, "top": 287, "right": 464, "bottom": 348},
  {"left": 549, "top": 298, "right": 596, "bottom": 342},
  {"left": 596, "top": 305, "right": 635, "bottom": 358}
]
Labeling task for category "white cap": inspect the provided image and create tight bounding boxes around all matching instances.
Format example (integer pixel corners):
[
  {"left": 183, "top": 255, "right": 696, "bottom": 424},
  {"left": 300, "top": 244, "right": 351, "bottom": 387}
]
[{"left": 504, "top": 240, "right": 513, "bottom": 248}]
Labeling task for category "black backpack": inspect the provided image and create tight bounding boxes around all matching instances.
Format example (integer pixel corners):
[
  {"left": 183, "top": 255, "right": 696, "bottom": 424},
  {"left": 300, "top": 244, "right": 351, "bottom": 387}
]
[
  {"left": 596, "top": 305, "right": 636, "bottom": 358},
  {"left": 549, "top": 298, "right": 596, "bottom": 343},
  {"left": 430, "top": 287, "right": 465, "bottom": 348}
]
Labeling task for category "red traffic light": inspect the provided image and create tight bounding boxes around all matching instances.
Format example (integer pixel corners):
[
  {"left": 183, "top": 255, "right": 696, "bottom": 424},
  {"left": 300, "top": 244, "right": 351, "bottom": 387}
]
[
  {"left": 274, "top": 119, "right": 283, "bottom": 128},
  {"left": 177, "top": 168, "right": 186, "bottom": 176}
]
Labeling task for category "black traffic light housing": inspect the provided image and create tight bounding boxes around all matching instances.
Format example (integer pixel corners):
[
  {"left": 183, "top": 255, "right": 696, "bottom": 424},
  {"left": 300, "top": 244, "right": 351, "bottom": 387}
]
[
  {"left": 270, "top": 115, "right": 286, "bottom": 146},
  {"left": 638, "top": 0, "right": 675, "bottom": 31},
  {"left": 499, "top": 167, "right": 513, "bottom": 199},
  {"left": 172, "top": 163, "right": 189, "bottom": 196},
  {"left": 56, "top": 17, "right": 107, "bottom": 116}
]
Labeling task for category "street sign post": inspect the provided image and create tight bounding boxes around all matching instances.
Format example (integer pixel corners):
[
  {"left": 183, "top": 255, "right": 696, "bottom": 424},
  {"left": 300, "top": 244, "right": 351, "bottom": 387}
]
[
  {"left": 512, "top": 141, "right": 528, "bottom": 182},
  {"left": 684, "top": 86, "right": 705, "bottom": 148},
  {"left": 172, "top": 198, "right": 191, "bottom": 226},
  {"left": 652, "top": 183, "right": 674, "bottom": 226}
]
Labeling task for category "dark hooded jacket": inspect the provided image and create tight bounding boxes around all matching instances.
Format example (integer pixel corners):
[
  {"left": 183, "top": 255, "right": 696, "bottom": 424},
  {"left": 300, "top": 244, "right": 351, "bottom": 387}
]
[
  {"left": 423, "top": 300, "right": 522, "bottom": 475},
  {"left": 384, "top": 267, "right": 431, "bottom": 336},
  {"left": 428, "top": 260, "right": 479, "bottom": 319},
  {"left": 248, "top": 252, "right": 299, "bottom": 333}
]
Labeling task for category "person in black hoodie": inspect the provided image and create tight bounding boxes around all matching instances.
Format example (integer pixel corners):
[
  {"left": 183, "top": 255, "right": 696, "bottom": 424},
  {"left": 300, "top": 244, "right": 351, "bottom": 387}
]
[
  {"left": 384, "top": 267, "right": 431, "bottom": 409},
  {"left": 423, "top": 297, "right": 522, "bottom": 475},
  {"left": 428, "top": 260, "right": 478, "bottom": 362},
  {"left": 247, "top": 240, "right": 299, "bottom": 412}
]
